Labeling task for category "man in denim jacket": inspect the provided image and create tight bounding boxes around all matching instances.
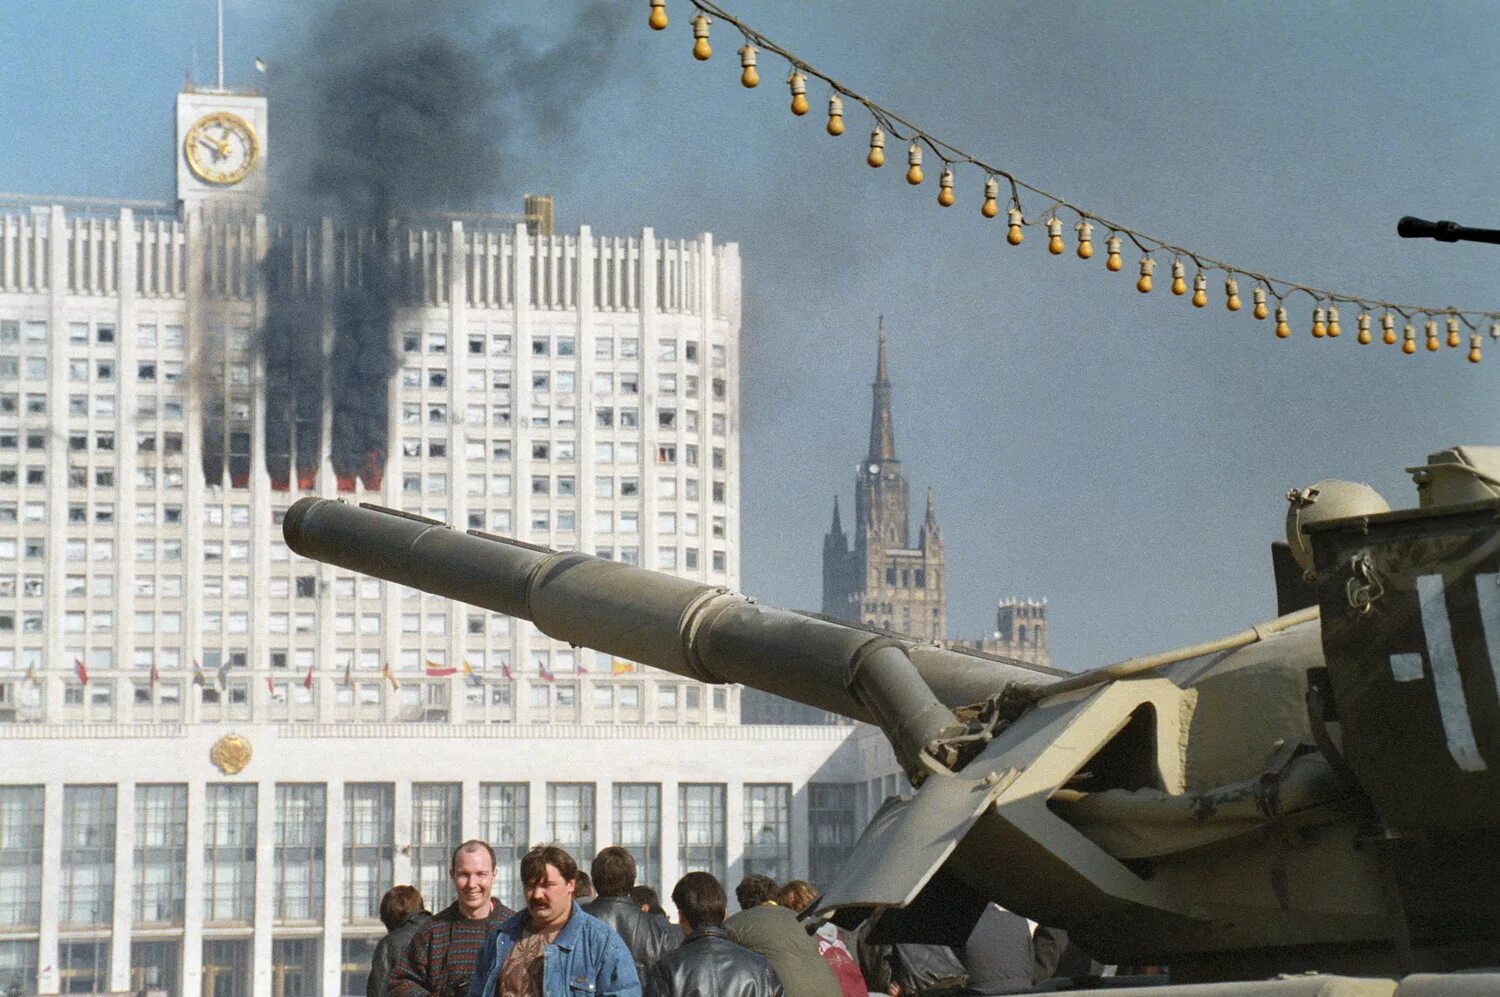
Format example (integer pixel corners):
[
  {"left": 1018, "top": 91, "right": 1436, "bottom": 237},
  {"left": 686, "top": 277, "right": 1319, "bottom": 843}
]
[{"left": 469, "top": 844, "right": 641, "bottom": 997}]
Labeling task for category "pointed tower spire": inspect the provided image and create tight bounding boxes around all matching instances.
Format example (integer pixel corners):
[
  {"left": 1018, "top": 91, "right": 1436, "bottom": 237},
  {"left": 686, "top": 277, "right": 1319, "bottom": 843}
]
[
  {"left": 867, "top": 317, "right": 897, "bottom": 462},
  {"left": 925, "top": 487, "right": 937, "bottom": 526},
  {"left": 831, "top": 495, "right": 844, "bottom": 535}
]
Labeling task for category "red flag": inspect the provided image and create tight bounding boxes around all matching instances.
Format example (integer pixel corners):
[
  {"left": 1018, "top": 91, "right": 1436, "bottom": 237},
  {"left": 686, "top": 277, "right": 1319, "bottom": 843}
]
[
  {"left": 342, "top": 663, "right": 354, "bottom": 688},
  {"left": 73, "top": 657, "right": 89, "bottom": 685},
  {"left": 149, "top": 663, "right": 161, "bottom": 687},
  {"left": 192, "top": 660, "right": 205, "bottom": 686},
  {"left": 303, "top": 664, "right": 315, "bottom": 691},
  {"left": 501, "top": 663, "right": 515, "bottom": 682},
  {"left": 267, "top": 676, "right": 283, "bottom": 700},
  {"left": 538, "top": 663, "right": 556, "bottom": 683},
  {"left": 424, "top": 659, "right": 457, "bottom": 678},
  {"left": 575, "top": 661, "right": 589, "bottom": 675},
  {"left": 382, "top": 664, "right": 401, "bottom": 691}
]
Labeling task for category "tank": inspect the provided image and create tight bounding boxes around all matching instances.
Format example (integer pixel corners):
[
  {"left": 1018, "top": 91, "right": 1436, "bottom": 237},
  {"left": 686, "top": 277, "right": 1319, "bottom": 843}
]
[{"left": 283, "top": 445, "right": 1500, "bottom": 991}]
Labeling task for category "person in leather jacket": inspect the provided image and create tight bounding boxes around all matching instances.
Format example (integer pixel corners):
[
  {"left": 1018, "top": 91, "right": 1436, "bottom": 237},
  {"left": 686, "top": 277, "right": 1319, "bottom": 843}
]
[
  {"left": 582, "top": 846, "right": 681, "bottom": 977},
  {"left": 645, "top": 872, "right": 785, "bottom": 997}
]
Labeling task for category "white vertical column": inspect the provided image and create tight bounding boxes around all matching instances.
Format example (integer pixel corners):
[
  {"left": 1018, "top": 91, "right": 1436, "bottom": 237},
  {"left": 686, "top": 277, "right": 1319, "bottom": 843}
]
[
  {"left": 393, "top": 780, "right": 413, "bottom": 888},
  {"left": 36, "top": 781, "right": 62, "bottom": 996},
  {"left": 638, "top": 230, "right": 657, "bottom": 584},
  {"left": 528, "top": 778, "right": 547, "bottom": 852},
  {"left": 790, "top": 782, "right": 811, "bottom": 881},
  {"left": 512, "top": 225, "right": 532, "bottom": 683},
  {"left": 182, "top": 779, "right": 206, "bottom": 994},
  {"left": 43, "top": 207, "right": 66, "bottom": 722},
  {"left": 576, "top": 226, "right": 596, "bottom": 563},
  {"left": 182, "top": 207, "right": 207, "bottom": 721},
  {"left": 725, "top": 778, "right": 744, "bottom": 888},
  {"left": 659, "top": 779, "right": 679, "bottom": 913},
  {"left": 252, "top": 779, "right": 275, "bottom": 994},
  {"left": 322, "top": 780, "right": 345, "bottom": 994},
  {"left": 594, "top": 774, "right": 613, "bottom": 862},
  {"left": 116, "top": 210, "right": 139, "bottom": 706},
  {"left": 447, "top": 221, "right": 467, "bottom": 687},
  {"left": 109, "top": 780, "right": 135, "bottom": 991}
]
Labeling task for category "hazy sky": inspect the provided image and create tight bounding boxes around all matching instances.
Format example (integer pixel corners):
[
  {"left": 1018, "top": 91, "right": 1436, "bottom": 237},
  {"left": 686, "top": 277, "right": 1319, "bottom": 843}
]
[{"left": 2, "top": 0, "right": 1495, "bottom": 671}]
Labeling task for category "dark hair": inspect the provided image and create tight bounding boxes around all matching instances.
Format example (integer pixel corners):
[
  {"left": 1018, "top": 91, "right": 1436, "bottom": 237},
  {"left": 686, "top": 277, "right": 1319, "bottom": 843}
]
[
  {"left": 735, "top": 874, "right": 778, "bottom": 911},
  {"left": 521, "top": 844, "right": 578, "bottom": 887},
  {"left": 672, "top": 872, "right": 727, "bottom": 930},
  {"left": 777, "top": 879, "right": 817, "bottom": 913},
  {"left": 574, "top": 870, "right": 594, "bottom": 898},
  {"left": 450, "top": 839, "right": 497, "bottom": 874},
  {"left": 630, "top": 884, "right": 665, "bottom": 916},
  {"left": 592, "top": 846, "right": 637, "bottom": 897},
  {"left": 379, "top": 885, "right": 426, "bottom": 931}
]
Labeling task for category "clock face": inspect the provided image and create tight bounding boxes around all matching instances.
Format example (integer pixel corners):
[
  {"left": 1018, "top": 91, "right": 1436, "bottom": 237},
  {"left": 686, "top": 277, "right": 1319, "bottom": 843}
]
[
  {"left": 867, "top": 463, "right": 880, "bottom": 474},
  {"left": 184, "top": 112, "right": 259, "bottom": 186}
]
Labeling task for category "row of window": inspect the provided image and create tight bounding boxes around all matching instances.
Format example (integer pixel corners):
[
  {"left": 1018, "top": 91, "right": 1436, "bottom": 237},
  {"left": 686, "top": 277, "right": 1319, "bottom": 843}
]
[
  {"left": 0, "top": 779, "right": 849, "bottom": 929},
  {"left": 0, "top": 392, "right": 185, "bottom": 420},
  {"left": 402, "top": 331, "right": 728, "bottom": 369}
]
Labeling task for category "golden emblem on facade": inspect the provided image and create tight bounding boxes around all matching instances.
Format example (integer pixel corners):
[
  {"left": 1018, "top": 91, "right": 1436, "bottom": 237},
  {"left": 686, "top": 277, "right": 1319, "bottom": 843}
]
[{"left": 210, "top": 733, "right": 252, "bottom": 775}]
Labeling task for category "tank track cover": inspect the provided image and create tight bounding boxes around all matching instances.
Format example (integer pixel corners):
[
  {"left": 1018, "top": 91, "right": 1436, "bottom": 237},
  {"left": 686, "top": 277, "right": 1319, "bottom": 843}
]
[{"left": 283, "top": 446, "right": 1500, "bottom": 988}]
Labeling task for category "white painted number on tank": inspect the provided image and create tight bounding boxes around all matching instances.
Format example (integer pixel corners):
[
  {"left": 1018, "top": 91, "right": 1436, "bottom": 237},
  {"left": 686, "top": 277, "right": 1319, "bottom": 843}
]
[
  {"left": 1475, "top": 573, "right": 1500, "bottom": 709},
  {"left": 1413, "top": 574, "right": 1486, "bottom": 773},
  {"left": 1388, "top": 652, "right": 1424, "bottom": 682}
]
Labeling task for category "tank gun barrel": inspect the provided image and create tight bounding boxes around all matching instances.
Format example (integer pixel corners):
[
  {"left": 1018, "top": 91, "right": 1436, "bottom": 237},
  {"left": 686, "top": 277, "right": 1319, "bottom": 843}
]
[
  {"left": 1396, "top": 215, "right": 1500, "bottom": 246},
  {"left": 282, "top": 498, "right": 1054, "bottom": 769}
]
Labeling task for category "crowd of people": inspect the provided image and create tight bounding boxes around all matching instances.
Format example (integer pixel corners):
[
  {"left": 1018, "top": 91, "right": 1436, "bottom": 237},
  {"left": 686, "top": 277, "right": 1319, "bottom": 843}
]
[{"left": 368, "top": 839, "right": 1089, "bottom": 997}]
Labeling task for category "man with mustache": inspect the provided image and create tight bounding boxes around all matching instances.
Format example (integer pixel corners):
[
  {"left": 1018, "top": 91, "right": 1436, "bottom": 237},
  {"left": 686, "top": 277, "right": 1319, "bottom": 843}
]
[
  {"left": 468, "top": 844, "right": 641, "bottom": 997},
  {"left": 389, "top": 840, "right": 513, "bottom": 997}
]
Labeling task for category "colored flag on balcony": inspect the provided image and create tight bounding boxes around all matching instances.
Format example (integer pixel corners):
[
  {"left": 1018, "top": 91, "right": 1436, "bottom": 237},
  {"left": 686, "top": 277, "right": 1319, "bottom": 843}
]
[
  {"left": 425, "top": 660, "right": 457, "bottom": 678},
  {"left": 383, "top": 664, "right": 401, "bottom": 691},
  {"left": 267, "top": 676, "right": 283, "bottom": 700},
  {"left": 612, "top": 659, "right": 636, "bottom": 675},
  {"left": 303, "top": 664, "right": 315, "bottom": 691},
  {"left": 501, "top": 663, "right": 515, "bottom": 682},
  {"left": 24, "top": 664, "right": 37, "bottom": 685},
  {"left": 342, "top": 663, "right": 354, "bottom": 688},
  {"left": 538, "top": 663, "right": 556, "bottom": 683},
  {"left": 192, "top": 660, "right": 205, "bottom": 686},
  {"left": 462, "top": 661, "right": 483, "bottom": 687},
  {"left": 73, "top": 657, "right": 89, "bottom": 685},
  {"left": 149, "top": 663, "right": 160, "bottom": 687}
]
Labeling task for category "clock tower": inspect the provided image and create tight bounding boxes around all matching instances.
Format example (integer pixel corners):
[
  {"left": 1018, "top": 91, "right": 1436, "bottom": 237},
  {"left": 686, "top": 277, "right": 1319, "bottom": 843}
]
[
  {"left": 822, "top": 321, "right": 946, "bottom": 641},
  {"left": 175, "top": 87, "right": 268, "bottom": 211}
]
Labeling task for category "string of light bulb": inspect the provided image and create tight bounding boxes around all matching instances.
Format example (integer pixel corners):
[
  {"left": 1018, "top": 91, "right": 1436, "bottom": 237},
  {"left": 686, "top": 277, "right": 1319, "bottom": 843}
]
[{"left": 648, "top": 0, "right": 1497, "bottom": 364}]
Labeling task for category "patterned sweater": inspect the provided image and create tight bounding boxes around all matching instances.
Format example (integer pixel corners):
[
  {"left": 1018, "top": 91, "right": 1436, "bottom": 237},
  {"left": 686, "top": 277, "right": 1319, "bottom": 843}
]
[{"left": 389, "top": 899, "right": 514, "bottom": 997}]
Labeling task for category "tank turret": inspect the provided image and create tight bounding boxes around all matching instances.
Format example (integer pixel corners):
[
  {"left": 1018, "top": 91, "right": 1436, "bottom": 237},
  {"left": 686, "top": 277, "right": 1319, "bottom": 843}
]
[{"left": 283, "top": 445, "right": 1500, "bottom": 983}]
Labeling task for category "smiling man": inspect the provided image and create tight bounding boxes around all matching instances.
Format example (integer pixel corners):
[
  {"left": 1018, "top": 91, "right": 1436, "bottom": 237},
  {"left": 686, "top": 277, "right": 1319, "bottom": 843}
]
[
  {"left": 389, "top": 840, "right": 514, "bottom": 997},
  {"left": 468, "top": 844, "right": 641, "bottom": 997}
]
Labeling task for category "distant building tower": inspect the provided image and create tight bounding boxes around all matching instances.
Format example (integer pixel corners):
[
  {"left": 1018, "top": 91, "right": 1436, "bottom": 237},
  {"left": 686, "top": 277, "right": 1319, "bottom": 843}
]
[
  {"left": 970, "top": 597, "right": 1051, "bottom": 668},
  {"left": 743, "top": 321, "right": 946, "bottom": 725}
]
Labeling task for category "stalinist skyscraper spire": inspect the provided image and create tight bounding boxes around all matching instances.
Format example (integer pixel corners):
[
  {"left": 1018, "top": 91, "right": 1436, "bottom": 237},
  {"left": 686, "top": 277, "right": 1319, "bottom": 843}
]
[{"left": 822, "top": 319, "right": 946, "bottom": 641}]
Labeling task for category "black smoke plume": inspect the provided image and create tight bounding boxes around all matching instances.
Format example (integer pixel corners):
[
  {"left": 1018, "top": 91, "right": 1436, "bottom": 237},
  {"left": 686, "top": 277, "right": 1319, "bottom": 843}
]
[{"left": 260, "top": 0, "right": 625, "bottom": 489}]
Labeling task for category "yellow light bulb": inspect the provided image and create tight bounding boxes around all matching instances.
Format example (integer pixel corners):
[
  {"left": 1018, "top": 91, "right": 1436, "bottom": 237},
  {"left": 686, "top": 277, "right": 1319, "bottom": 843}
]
[
  {"left": 1047, "top": 217, "right": 1064, "bottom": 255},
  {"left": 1105, "top": 235, "right": 1122, "bottom": 272},
  {"left": 1076, "top": 220, "right": 1093, "bottom": 259},
  {"left": 981, "top": 177, "right": 999, "bottom": 219},
  {"left": 1191, "top": 272, "right": 1207, "bottom": 308},
  {"left": 867, "top": 126, "right": 885, "bottom": 168},
  {"left": 937, "top": 167, "right": 955, "bottom": 207},
  {"left": 1225, "top": 276, "right": 1241, "bottom": 311},
  {"left": 1252, "top": 286, "right": 1268, "bottom": 320},
  {"left": 649, "top": 0, "right": 668, "bottom": 30},
  {"left": 1326, "top": 306, "right": 1341, "bottom": 338},
  {"left": 1403, "top": 324, "right": 1417, "bottom": 354},
  {"left": 1425, "top": 319, "right": 1440, "bottom": 351},
  {"left": 1446, "top": 314, "right": 1461, "bottom": 348},
  {"left": 1491, "top": 321, "right": 1500, "bottom": 341},
  {"left": 1356, "top": 313, "right": 1371, "bottom": 344},
  {"left": 1469, "top": 334, "right": 1482, "bottom": 364},
  {"left": 1382, "top": 313, "right": 1396, "bottom": 345},
  {"left": 1170, "top": 259, "right": 1186, "bottom": 296},
  {"left": 825, "top": 94, "right": 843, "bottom": 135},
  {"left": 905, "top": 143, "right": 923, "bottom": 185},
  {"left": 691, "top": 13, "right": 711, "bottom": 60},
  {"left": 1137, "top": 256, "right": 1156, "bottom": 293},
  {"left": 1006, "top": 207, "right": 1024, "bottom": 246},
  {"left": 1311, "top": 307, "right": 1326, "bottom": 339},
  {"left": 787, "top": 72, "right": 808, "bottom": 115},
  {"left": 1275, "top": 305, "right": 1291, "bottom": 338},
  {"left": 739, "top": 44, "right": 759, "bottom": 87}
]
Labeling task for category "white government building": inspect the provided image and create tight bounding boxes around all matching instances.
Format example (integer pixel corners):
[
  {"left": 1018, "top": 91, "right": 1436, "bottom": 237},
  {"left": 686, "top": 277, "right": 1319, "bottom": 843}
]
[{"left": 0, "top": 81, "right": 899, "bottom": 996}]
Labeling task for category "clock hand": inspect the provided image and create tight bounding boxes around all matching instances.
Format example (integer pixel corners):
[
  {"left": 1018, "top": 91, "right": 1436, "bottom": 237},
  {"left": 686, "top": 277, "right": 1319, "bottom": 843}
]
[{"left": 199, "top": 138, "right": 224, "bottom": 160}]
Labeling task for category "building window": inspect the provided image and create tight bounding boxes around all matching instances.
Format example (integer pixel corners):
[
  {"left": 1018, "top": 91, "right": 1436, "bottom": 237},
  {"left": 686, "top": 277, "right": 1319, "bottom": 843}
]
[
  {"left": 480, "top": 783, "right": 529, "bottom": 911},
  {"left": 202, "top": 939, "right": 251, "bottom": 997},
  {"left": 545, "top": 784, "right": 595, "bottom": 864},
  {"left": 612, "top": 784, "right": 662, "bottom": 895},
  {"left": 0, "top": 941, "right": 37, "bottom": 995},
  {"left": 134, "top": 784, "right": 187, "bottom": 924},
  {"left": 130, "top": 940, "right": 181, "bottom": 993},
  {"left": 412, "top": 784, "right": 462, "bottom": 909},
  {"left": 0, "top": 787, "right": 43, "bottom": 927},
  {"left": 808, "top": 783, "right": 860, "bottom": 889},
  {"left": 344, "top": 784, "right": 394, "bottom": 923},
  {"left": 60, "top": 785, "right": 115, "bottom": 926},
  {"left": 272, "top": 938, "right": 320, "bottom": 997},
  {"left": 58, "top": 940, "right": 110, "bottom": 994},
  {"left": 743, "top": 784, "right": 792, "bottom": 882},
  {"left": 341, "top": 937, "right": 377, "bottom": 997},
  {"left": 274, "top": 784, "right": 325, "bottom": 922},
  {"left": 204, "top": 784, "right": 256, "bottom": 924},
  {"left": 678, "top": 784, "right": 726, "bottom": 882}
]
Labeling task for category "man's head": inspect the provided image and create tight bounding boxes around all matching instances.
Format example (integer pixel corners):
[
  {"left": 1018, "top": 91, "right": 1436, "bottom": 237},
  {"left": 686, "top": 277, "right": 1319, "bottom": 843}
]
[
  {"left": 672, "top": 872, "right": 727, "bottom": 933},
  {"left": 574, "top": 870, "right": 595, "bottom": 900},
  {"left": 449, "top": 840, "right": 497, "bottom": 920},
  {"left": 776, "top": 879, "right": 817, "bottom": 914},
  {"left": 591, "top": 846, "right": 637, "bottom": 898},
  {"left": 629, "top": 884, "right": 664, "bottom": 917},
  {"left": 735, "top": 874, "right": 778, "bottom": 911},
  {"left": 379, "top": 884, "right": 426, "bottom": 932},
  {"left": 521, "top": 844, "right": 578, "bottom": 931}
]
